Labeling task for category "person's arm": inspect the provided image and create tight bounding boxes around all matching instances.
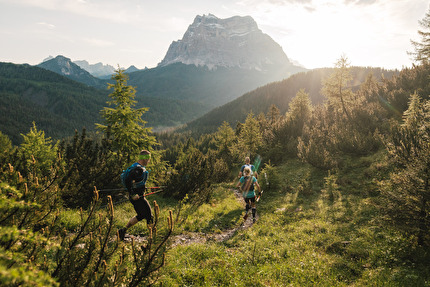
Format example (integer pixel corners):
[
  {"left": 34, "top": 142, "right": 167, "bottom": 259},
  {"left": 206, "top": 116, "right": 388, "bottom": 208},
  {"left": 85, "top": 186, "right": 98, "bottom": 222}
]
[
  {"left": 236, "top": 177, "right": 243, "bottom": 190},
  {"left": 254, "top": 178, "right": 261, "bottom": 194},
  {"left": 238, "top": 165, "right": 244, "bottom": 178}
]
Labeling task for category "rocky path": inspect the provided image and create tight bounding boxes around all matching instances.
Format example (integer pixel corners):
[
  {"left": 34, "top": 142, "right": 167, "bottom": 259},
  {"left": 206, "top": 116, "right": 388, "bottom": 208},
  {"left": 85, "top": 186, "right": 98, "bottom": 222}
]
[{"left": 125, "top": 189, "right": 254, "bottom": 247}]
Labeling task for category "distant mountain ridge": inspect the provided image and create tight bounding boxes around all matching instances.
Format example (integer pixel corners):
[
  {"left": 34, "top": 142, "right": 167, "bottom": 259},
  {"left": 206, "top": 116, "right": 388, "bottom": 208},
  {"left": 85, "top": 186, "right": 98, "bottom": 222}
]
[
  {"left": 37, "top": 55, "right": 107, "bottom": 88},
  {"left": 159, "top": 14, "right": 300, "bottom": 72},
  {"left": 1, "top": 13, "right": 312, "bottom": 141},
  {"left": 73, "top": 60, "right": 116, "bottom": 77}
]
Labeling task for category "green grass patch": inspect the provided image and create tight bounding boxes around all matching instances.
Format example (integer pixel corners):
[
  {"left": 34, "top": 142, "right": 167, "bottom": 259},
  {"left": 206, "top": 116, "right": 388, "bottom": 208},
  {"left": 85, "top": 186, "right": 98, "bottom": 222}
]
[{"left": 157, "top": 157, "right": 430, "bottom": 286}]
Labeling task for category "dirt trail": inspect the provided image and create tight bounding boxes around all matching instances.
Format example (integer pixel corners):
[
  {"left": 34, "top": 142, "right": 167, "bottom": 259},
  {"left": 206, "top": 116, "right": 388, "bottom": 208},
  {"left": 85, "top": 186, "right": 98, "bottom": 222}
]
[{"left": 125, "top": 189, "right": 254, "bottom": 246}]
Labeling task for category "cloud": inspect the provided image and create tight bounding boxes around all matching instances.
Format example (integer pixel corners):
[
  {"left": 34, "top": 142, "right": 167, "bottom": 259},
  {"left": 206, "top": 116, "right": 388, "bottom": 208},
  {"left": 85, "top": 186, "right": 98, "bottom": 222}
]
[
  {"left": 83, "top": 38, "right": 115, "bottom": 47},
  {"left": 5, "top": 0, "right": 147, "bottom": 24},
  {"left": 37, "top": 22, "right": 56, "bottom": 29},
  {"left": 344, "top": 0, "right": 377, "bottom": 5}
]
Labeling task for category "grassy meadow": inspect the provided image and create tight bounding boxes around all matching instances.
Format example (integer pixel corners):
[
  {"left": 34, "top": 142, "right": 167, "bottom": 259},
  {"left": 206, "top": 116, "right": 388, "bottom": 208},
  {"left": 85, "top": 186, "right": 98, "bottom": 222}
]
[{"left": 134, "top": 155, "right": 430, "bottom": 286}]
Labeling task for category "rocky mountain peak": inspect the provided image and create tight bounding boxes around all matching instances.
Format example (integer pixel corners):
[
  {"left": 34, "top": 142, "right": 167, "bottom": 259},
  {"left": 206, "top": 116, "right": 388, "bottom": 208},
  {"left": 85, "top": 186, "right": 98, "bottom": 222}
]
[
  {"left": 74, "top": 60, "right": 116, "bottom": 77},
  {"left": 158, "top": 14, "right": 294, "bottom": 71}
]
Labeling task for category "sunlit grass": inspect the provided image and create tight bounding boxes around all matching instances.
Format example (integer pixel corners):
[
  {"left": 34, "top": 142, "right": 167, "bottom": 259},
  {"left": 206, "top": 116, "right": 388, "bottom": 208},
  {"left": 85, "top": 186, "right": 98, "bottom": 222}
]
[
  {"left": 55, "top": 156, "right": 430, "bottom": 286},
  {"left": 158, "top": 157, "right": 430, "bottom": 286}
]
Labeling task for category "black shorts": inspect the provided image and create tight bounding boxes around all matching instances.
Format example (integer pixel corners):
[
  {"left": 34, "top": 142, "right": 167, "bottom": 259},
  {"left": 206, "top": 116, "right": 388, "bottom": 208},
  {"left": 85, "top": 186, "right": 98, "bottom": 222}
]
[
  {"left": 244, "top": 197, "right": 256, "bottom": 204},
  {"left": 130, "top": 196, "right": 152, "bottom": 223}
]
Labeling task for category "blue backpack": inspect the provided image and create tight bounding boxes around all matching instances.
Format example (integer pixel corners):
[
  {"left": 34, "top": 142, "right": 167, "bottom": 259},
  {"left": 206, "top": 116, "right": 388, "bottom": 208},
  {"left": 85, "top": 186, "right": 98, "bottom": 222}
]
[{"left": 121, "top": 163, "right": 147, "bottom": 189}]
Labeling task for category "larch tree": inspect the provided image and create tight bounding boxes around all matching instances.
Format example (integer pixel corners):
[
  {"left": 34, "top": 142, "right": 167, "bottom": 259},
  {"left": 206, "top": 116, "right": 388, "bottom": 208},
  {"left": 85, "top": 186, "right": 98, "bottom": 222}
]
[{"left": 322, "top": 55, "right": 354, "bottom": 121}]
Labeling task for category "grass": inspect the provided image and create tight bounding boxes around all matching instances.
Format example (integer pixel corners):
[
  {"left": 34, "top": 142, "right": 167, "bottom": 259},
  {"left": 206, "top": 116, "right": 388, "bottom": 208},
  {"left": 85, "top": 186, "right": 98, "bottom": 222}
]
[
  {"left": 157, "top": 156, "right": 430, "bottom": 286},
  {"left": 55, "top": 154, "right": 430, "bottom": 286}
]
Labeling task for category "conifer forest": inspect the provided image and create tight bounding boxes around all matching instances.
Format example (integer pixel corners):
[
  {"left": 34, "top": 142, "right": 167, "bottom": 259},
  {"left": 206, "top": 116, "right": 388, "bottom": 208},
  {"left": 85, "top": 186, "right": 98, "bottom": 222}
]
[{"left": 1, "top": 9, "right": 430, "bottom": 286}]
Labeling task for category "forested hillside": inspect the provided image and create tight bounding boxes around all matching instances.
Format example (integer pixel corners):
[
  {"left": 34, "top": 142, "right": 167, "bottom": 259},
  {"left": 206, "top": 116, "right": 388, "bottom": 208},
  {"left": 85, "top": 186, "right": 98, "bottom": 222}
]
[
  {"left": 1, "top": 57, "right": 430, "bottom": 285},
  {"left": 0, "top": 62, "right": 108, "bottom": 144},
  {"left": 182, "top": 66, "right": 398, "bottom": 135},
  {"left": 0, "top": 62, "right": 207, "bottom": 144},
  {"left": 128, "top": 62, "right": 302, "bottom": 110}
]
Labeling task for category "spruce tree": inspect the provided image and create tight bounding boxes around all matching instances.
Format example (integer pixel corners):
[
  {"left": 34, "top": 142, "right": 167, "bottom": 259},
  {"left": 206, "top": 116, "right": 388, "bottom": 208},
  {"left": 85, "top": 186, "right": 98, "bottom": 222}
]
[
  {"left": 96, "top": 68, "right": 156, "bottom": 159},
  {"left": 410, "top": 5, "right": 430, "bottom": 64},
  {"left": 381, "top": 93, "right": 430, "bottom": 246}
]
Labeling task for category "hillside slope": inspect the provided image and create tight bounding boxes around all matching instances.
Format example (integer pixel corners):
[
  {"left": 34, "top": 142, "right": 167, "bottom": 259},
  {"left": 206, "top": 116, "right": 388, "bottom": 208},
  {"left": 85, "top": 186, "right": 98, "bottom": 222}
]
[
  {"left": 182, "top": 67, "right": 397, "bottom": 134},
  {"left": 0, "top": 62, "right": 108, "bottom": 144}
]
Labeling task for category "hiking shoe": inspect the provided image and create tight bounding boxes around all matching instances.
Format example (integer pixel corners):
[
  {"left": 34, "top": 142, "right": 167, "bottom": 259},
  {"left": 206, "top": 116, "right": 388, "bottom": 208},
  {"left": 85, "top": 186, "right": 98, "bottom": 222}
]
[
  {"left": 118, "top": 228, "right": 126, "bottom": 241},
  {"left": 243, "top": 213, "right": 249, "bottom": 221},
  {"left": 253, "top": 218, "right": 256, "bottom": 223}
]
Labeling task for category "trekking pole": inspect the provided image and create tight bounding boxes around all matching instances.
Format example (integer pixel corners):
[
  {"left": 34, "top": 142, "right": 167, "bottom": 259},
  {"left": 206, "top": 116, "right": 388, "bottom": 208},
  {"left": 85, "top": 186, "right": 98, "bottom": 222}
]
[
  {"left": 144, "top": 187, "right": 165, "bottom": 197},
  {"left": 256, "top": 190, "right": 263, "bottom": 202}
]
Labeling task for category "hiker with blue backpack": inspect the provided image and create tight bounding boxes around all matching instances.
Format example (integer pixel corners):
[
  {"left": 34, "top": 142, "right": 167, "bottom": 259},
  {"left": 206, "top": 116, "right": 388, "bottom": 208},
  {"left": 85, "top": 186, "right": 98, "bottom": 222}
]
[
  {"left": 118, "top": 150, "right": 154, "bottom": 241},
  {"left": 236, "top": 166, "right": 261, "bottom": 223},
  {"left": 238, "top": 156, "right": 258, "bottom": 179}
]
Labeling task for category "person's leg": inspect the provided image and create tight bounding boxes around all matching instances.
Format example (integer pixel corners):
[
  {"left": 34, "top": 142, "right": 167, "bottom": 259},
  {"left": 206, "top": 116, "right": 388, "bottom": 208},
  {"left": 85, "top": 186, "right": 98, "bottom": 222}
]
[
  {"left": 244, "top": 198, "right": 251, "bottom": 220},
  {"left": 119, "top": 198, "right": 153, "bottom": 240},
  {"left": 140, "top": 197, "right": 153, "bottom": 224},
  {"left": 251, "top": 197, "right": 257, "bottom": 222},
  {"left": 133, "top": 197, "right": 153, "bottom": 224},
  {"left": 126, "top": 216, "right": 139, "bottom": 229}
]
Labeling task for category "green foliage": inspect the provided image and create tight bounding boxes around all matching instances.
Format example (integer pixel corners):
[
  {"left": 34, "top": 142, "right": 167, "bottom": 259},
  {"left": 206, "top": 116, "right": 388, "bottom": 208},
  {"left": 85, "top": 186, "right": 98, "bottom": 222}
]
[
  {"left": 183, "top": 66, "right": 396, "bottom": 136},
  {"left": 233, "top": 113, "right": 263, "bottom": 160},
  {"left": 58, "top": 129, "right": 123, "bottom": 208},
  {"left": 322, "top": 56, "right": 354, "bottom": 121},
  {"left": 96, "top": 68, "right": 157, "bottom": 159},
  {"left": 1, "top": 155, "right": 173, "bottom": 286},
  {"left": 0, "top": 62, "right": 109, "bottom": 145},
  {"left": 17, "top": 122, "right": 58, "bottom": 178},
  {"left": 410, "top": 5, "right": 430, "bottom": 64},
  {"left": 163, "top": 144, "right": 212, "bottom": 201},
  {"left": 160, "top": 158, "right": 430, "bottom": 286},
  {"left": 379, "top": 94, "right": 430, "bottom": 246},
  {"left": 214, "top": 121, "right": 237, "bottom": 167}
]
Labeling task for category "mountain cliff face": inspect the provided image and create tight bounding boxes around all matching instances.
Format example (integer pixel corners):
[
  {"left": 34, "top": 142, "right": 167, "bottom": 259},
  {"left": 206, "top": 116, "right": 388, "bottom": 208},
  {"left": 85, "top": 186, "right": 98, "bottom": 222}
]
[{"left": 158, "top": 14, "right": 299, "bottom": 72}]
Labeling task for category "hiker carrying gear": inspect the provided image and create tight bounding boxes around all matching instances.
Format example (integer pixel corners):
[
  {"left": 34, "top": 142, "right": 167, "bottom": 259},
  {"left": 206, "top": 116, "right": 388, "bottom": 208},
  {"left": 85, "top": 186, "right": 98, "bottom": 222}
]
[
  {"left": 236, "top": 166, "right": 261, "bottom": 223},
  {"left": 238, "top": 156, "right": 258, "bottom": 179},
  {"left": 118, "top": 150, "right": 154, "bottom": 241}
]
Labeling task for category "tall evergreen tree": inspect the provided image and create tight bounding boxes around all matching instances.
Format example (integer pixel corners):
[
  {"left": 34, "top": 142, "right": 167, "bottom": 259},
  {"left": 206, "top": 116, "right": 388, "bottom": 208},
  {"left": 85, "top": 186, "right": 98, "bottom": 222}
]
[
  {"left": 285, "top": 89, "right": 313, "bottom": 138},
  {"left": 234, "top": 113, "right": 263, "bottom": 160},
  {"left": 96, "top": 68, "right": 156, "bottom": 159},
  {"left": 380, "top": 93, "right": 430, "bottom": 246},
  {"left": 410, "top": 5, "right": 430, "bottom": 64},
  {"left": 214, "top": 121, "right": 236, "bottom": 165}
]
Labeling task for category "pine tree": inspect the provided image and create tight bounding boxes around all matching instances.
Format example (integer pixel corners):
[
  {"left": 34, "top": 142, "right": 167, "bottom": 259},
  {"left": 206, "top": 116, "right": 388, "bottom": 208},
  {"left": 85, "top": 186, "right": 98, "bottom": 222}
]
[
  {"left": 235, "top": 113, "right": 263, "bottom": 160},
  {"left": 214, "top": 121, "right": 236, "bottom": 166},
  {"left": 410, "top": 5, "right": 430, "bottom": 64},
  {"left": 285, "top": 89, "right": 313, "bottom": 138},
  {"left": 380, "top": 93, "right": 430, "bottom": 246},
  {"left": 18, "top": 122, "right": 57, "bottom": 178},
  {"left": 96, "top": 68, "right": 156, "bottom": 159}
]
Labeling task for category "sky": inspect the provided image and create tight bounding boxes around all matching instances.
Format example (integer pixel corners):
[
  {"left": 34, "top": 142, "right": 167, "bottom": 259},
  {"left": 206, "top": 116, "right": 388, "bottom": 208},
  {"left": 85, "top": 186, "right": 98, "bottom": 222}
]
[{"left": 0, "top": 0, "right": 429, "bottom": 71}]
